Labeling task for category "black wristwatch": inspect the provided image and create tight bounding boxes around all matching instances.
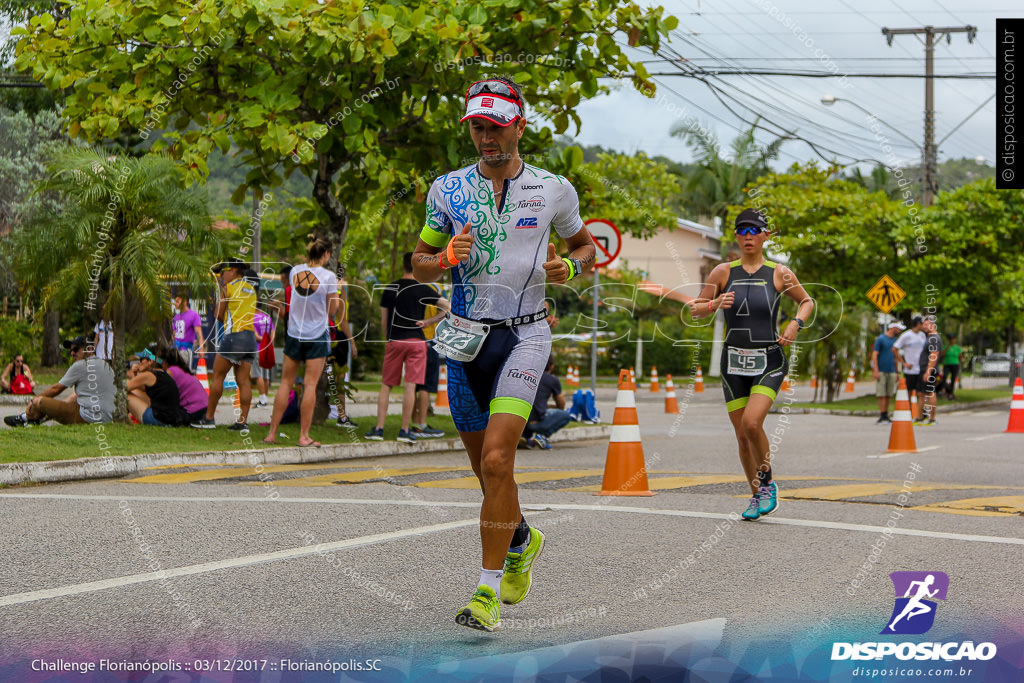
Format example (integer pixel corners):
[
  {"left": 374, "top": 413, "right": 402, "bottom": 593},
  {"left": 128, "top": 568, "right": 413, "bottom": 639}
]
[{"left": 794, "top": 317, "right": 805, "bottom": 330}]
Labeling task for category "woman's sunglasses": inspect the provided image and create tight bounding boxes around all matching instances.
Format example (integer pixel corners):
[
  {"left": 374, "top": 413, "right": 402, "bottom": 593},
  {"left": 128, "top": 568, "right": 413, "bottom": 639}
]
[{"left": 735, "top": 226, "right": 765, "bottom": 236}]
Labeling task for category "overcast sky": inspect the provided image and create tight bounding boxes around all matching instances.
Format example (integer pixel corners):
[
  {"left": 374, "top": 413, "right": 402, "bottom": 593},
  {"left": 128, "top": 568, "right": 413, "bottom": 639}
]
[{"left": 568, "top": 0, "right": 1002, "bottom": 172}]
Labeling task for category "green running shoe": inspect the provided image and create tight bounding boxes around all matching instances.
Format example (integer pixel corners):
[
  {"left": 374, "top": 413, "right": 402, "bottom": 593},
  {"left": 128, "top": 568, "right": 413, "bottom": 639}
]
[
  {"left": 501, "top": 528, "right": 545, "bottom": 605},
  {"left": 758, "top": 481, "right": 779, "bottom": 516},
  {"left": 742, "top": 496, "right": 761, "bottom": 521},
  {"left": 455, "top": 585, "right": 501, "bottom": 632}
]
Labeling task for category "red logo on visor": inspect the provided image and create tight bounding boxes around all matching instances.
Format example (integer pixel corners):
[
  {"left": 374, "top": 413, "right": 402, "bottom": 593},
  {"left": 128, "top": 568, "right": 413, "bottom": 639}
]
[{"left": 481, "top": 97, "right": 494, "bottom": 108}]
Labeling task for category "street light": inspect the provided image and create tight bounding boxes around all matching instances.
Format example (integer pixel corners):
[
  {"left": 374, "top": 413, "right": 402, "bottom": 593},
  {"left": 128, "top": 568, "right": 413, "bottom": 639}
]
[{"left": 820, "top": 94, "right": 921, "bottom": 149}]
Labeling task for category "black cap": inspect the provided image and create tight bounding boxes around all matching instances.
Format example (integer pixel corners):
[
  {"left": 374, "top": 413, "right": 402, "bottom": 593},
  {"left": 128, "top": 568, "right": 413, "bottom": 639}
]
[
  {"left": 212, "top": 257, "right": 249, "bottom": 274},
  {"left": 911, "top": 316, "right": 923, "bottom": 327},
  {"left": 735, "top": 208, "right": 768, "bottom": 229},
  {"left": 62, "top": 335, "right": 87, "bottom": 350}
]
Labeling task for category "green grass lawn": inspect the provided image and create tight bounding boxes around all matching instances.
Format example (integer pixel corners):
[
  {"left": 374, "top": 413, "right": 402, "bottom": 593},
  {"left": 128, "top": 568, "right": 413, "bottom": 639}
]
[
  {"left": 786, "top": 387, "right": 1011, "bottom": 412},
  {"left": 0, "top": 413, "right": 461, "bottom": 464}
]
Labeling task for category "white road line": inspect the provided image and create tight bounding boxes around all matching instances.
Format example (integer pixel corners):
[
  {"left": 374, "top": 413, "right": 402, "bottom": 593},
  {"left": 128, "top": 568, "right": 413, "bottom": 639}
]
[
  {"left": 0, "top": 518, "right": 478, "bottom": 608},
  {"left": 867, "top": 445, "right": 941, "bottom": 459},
  {"left": 965, "top": 434, "right": 1005, "bottom": 441},
  {"left": 2, "top": 493, "right": 1022, "bottom": 547}
]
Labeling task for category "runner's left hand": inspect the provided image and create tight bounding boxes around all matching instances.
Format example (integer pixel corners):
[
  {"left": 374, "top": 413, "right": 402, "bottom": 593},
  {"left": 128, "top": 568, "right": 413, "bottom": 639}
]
[
  {"left": 778, "top": 320, "right": 799, "bottom": 347},
  {"left": 543, "top": 244, "right": 568, "bottom": 284}
]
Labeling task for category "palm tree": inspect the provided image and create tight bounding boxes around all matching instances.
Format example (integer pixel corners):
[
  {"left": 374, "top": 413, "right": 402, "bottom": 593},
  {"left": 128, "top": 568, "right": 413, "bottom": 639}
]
[
  {"left": 13, "top": 147, "right": 213, "bottom": 422},
  {"left": 669, "top": 119, "right": 788, "bottom": 226}
]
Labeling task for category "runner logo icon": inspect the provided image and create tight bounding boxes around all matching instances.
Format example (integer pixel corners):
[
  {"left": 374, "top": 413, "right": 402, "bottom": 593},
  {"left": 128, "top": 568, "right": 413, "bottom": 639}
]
[{"left": 881, "top": 571, "right": 949, "bottom": 635}]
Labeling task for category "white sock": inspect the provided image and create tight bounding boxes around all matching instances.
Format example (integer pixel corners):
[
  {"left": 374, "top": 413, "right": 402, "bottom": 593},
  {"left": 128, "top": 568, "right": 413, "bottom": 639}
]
[
  {"left": 416, "top": 422, "right": 426, "bottom": 429},
  {"left": 479, "top": 568, "right": 503, "bottom": 594}
]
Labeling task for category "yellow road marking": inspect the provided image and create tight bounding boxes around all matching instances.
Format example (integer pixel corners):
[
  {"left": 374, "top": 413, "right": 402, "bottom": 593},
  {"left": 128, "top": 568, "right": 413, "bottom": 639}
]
[
  {"left": 241, "top": 467, "right": 475, "bottom": 487},
  {"left": 414, "top": 470, "right": 605, "bottom": 489},
  {"left": 911, "top": 496, "right": 1024, "bottom": 518},
  {"left": 124, "top": 464, "right": 462, "bottom": 485},
  {"left": 783, "top": 482, "right": 1019, "bottom": 501},
  {"left": 561, "top": 474, "right": 837, "bottom": 493}
]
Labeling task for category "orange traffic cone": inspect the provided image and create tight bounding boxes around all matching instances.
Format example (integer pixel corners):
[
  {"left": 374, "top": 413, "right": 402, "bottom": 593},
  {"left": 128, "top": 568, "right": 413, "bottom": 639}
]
[
  {"left": 571, "top": 365, "right": 579, "bottom": 387},
  {"left": 886, "top": 376, "right": 918, "bottom": 453},
  {"left": 844, "top": 368, "right": 856, "bottom": 393},
  {"left": 598, "top": 369, "right": 655, "bottom": 496},
  {"left": 436, "top": 364, "right": 449, "bottom": 408},
  {"left": 694, "top": 366, "right": 704, "bottom": 393},
  {"left": 781, "top": 374, "right": 791, "bottom": 392},
  {"left": 810, "top": 374, "right": 818, "bottom": 390},
  {"left": 233, "top": 387, "right": 241, "bottom": 411},
  {"left": 621, "top": 367, "right": 636, "bottom": 392},
  {"left": 196, "top": 356, "right": 210, "bottom": 395},
  {"left": 665, "top": 374, "right": 679, "bottom": 413},
  {"left": 1007, "top": 378, "right": 1024, "bottom": 433},
  {"left": 910, "top": 391, "right": 919, "bottom": 421},
  {"left": 630, "top": 367, "right": 636, "bottom": 392},
  {"left": 565, "top": 365, "right": 574, "bottom": 388},
  {"left": 649, "top": 366, "right": 660, "bottom": 392}
]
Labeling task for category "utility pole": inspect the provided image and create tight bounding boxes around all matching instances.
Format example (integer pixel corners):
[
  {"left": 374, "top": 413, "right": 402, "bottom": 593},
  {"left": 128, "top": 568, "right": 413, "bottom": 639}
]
[{"left": 882, "top": 25, "right": 977, "bottom": 207}]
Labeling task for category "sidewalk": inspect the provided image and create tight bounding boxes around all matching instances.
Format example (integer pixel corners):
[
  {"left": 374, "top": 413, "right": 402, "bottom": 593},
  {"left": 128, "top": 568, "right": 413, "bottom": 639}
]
[{"left": 0, "top": 424, "right": 611, "bottom": 487}]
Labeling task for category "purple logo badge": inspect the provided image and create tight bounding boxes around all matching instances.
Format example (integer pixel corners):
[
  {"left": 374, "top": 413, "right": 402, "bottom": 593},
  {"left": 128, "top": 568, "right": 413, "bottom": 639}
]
[{"left": 881, "top": 571, "right": 949, "bottom": 635}]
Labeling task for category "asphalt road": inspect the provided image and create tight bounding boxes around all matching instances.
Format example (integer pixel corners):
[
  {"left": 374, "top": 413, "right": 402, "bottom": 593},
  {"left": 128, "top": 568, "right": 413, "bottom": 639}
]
[{"left": 1, "top": 383, "right": 1021, "bottom": 682}]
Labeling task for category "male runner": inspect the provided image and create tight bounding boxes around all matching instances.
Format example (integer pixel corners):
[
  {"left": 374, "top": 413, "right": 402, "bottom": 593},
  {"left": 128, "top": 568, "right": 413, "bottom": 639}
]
[
  {"left": 412, "top": 76, "right": 595, "bottom": 632},
  {"left": 691, "top": 208, "right": 814, "bottom": 521}
]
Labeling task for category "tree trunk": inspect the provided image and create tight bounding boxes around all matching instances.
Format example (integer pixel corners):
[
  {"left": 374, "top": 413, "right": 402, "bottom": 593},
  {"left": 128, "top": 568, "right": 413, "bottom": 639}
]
[
  {"left": 112, "top": 304, "right": 129, "bottom": 423},
  {"left": 313, "top": 152, "right": 349, "bottom": 273},
  {"left": 41, "top": 308, "right": 61, "bottom": 366}
]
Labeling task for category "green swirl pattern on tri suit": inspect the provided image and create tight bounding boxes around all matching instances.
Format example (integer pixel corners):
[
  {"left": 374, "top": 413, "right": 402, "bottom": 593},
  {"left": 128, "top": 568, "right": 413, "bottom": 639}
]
[
  {"left": 419, "top": 162, "right": 584, "bottom": 432},
  {"left": 720, "top": 259, "right": 788, "bottom": 412}
]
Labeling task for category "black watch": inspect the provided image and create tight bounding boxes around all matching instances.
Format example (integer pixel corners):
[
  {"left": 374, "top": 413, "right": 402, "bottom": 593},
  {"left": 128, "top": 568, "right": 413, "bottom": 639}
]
[{"left": 794, "top": 317, "right": 805, "bottom": 330}]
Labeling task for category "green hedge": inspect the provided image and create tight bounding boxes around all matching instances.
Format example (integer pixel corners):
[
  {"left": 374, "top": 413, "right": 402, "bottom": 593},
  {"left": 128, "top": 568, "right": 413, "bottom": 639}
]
[{"left": 0, "top": 318, "right": 40, "bottom": 366}]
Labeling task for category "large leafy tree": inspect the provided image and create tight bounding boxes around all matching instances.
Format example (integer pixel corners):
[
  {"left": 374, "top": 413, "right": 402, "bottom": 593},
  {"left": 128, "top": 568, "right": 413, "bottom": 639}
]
[
  {"left": 12, "top": 149, "right": 213, "bottom": 421},
  {"left": 907, "top": 178, "right": 1024, "bottom": 353},
  {"left": 14, "top": 0, "right": 678, "bottom": 268},
  {"left": 0, "top": 106, "right": 66, "bottom": 364}
]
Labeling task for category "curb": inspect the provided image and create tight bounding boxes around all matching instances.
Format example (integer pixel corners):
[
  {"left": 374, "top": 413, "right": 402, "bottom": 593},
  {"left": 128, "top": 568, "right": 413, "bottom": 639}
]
[
  {"left": 0, "top": 424, "right": 612, "bottom": 487},
  {"left": 770, "top": 397, "right": 1011, "bottom": 417}
]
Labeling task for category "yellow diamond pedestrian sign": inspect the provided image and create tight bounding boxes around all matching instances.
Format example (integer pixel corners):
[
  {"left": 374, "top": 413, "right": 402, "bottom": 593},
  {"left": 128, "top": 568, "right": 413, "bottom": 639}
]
[{"left": 867, "top": 275, "right": 905, "bottom": 313}]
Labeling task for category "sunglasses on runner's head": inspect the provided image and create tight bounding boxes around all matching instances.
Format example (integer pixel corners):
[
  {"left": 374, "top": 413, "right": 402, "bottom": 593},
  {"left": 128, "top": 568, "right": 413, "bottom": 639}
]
[
  {"left": 465, "top": 80, "right": 521, "bottom": 104},
  {"left": 735, "top": 226, "right": 765, "bottom": 236}
]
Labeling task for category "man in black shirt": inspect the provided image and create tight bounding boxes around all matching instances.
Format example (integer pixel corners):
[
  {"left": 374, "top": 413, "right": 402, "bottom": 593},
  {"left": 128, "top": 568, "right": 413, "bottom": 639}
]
[
  {"left": 522, "top": 359, "right": 571, "bottom": 449},
  {"left": 366, "top": 253, "right": 449, "bottom": 443}
]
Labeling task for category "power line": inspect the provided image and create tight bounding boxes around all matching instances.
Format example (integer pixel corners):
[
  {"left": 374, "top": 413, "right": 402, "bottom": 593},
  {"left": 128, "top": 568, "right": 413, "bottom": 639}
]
[{"left": 648, "top": 70, "right": 993, "bottom": 79}]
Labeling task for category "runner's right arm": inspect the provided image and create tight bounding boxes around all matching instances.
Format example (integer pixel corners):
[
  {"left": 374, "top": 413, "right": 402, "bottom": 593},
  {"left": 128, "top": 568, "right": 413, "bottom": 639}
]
[
  {"left": 412, "top": 223, "right": 473, "bottom": 283},
  {"left": 689, "top": 264, "right": 734, "bottom": 320}
]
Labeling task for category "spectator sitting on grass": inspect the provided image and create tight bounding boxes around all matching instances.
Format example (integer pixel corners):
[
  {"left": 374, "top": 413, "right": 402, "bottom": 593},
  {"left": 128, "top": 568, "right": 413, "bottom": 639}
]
[
  {"left": 522, "top": 358, "right": 572, "bottom": 450},
  {"left": 1, "top": 354, "right": 35, "bottom": 394},
  {"left": 160, "top": 346, "right": 209, "bottom": 425},
  {"left": 4, "top": 336, "right": 115, "bottom": 427},
  {"left": 127, "top": 349, "right": 188, "bottom": 427}
]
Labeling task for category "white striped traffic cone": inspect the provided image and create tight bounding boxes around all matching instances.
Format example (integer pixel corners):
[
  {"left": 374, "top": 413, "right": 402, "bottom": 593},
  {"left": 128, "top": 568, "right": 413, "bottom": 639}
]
[
  {"left": 694, "top": 366, "right": 704, "bottom": 393},
  {"left": 886, "top": 376, "right": 918, "bottom": 453},
  {"left": 665, "top": 374, "right": 679, "bottom": 413},
  {"left": 649, "top": 366, "right": 660, "bottom": 392},
  {"left": 196, "top": 356, "right": 210, "bottom": 395},
  {"left": 597, "top": 369, "right": 654, "bottom": 496},
  {"left": 1007, "top": 377, "right": 1024, "bottom": 433},
  {"left": 844, "top": 368, "right": 856, "bottom": 393},
  {"left": 436, "top": 364, "right": 449, "bottom": 408}
]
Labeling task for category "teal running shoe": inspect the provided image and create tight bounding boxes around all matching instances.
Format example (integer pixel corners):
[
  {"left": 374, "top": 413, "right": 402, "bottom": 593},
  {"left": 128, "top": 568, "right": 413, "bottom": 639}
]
[
  {"left": 501, "top": 528, "right": 545, "bottom": 605},
  {"left": 758, "top": 481, "right": 779, "bottom": 516},
  {"left": 742, "top": 496, "right": 761, "bottom": 521},
  {"left": 455, "top": 585, "right": 501, "bottom": 632}
]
